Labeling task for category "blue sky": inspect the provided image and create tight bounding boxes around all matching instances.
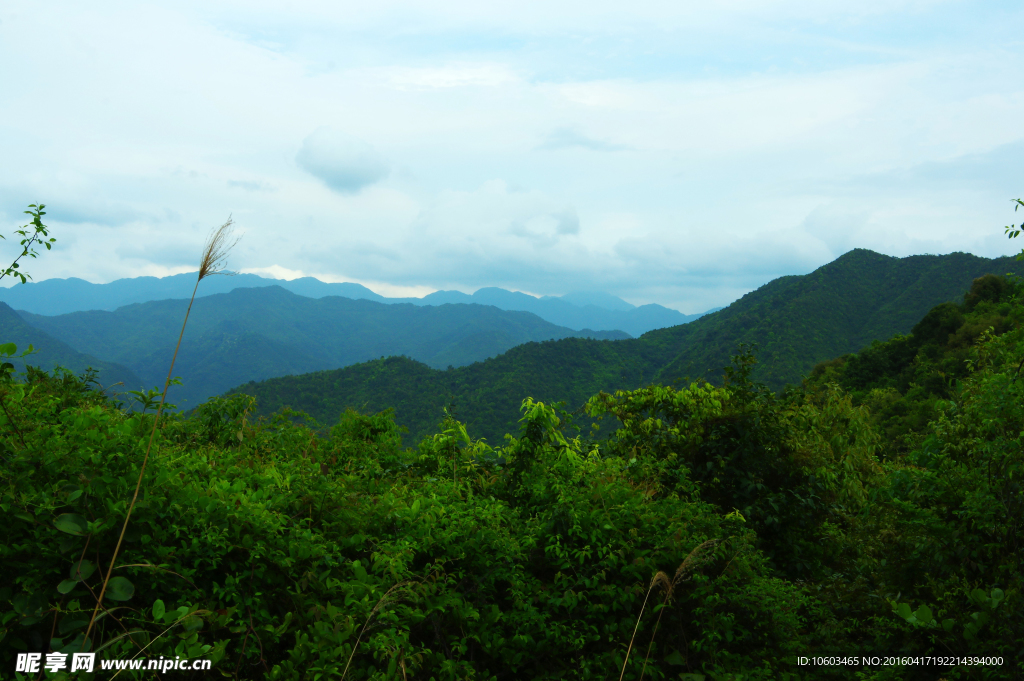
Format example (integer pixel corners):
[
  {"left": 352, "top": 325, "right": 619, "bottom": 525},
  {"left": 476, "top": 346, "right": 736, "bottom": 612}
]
[{"left": 1, "top": 0, "right": 1022, "bottom": 312}]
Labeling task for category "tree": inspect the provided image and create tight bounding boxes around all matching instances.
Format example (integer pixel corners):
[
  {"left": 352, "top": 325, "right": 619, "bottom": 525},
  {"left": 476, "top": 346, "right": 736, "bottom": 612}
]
[{"left": 1, "top": 203, "right": 55, "bottom": 284}]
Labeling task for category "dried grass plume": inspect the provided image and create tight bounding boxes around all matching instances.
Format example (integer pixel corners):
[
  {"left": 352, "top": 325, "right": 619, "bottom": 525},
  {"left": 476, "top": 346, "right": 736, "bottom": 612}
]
[
  {"left": 198, "top": 216, "right": 240, "bottom": 281},
  {"left": 83, "top": 214, "right": 241, "bottom": 651}
]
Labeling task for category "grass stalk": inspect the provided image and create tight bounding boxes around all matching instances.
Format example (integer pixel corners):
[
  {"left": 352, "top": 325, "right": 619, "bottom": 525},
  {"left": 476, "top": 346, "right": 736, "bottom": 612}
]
[
  {"left": 340, "top": 581, "right": 411, "bottom": 681},
  {"left": 619, "top": 571, "right": 670, "bottom": 681},
  {"left": 82, "top": 219, "right": 238, "bottom": 650},
  {"left": 622, "top": 539, "right": 721, "bottom": 681}
]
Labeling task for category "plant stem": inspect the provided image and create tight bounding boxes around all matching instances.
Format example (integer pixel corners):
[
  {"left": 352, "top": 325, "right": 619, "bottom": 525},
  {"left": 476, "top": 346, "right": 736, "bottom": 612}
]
[{"left": 82, "top": 277, "right": 201, "bottom": 649}]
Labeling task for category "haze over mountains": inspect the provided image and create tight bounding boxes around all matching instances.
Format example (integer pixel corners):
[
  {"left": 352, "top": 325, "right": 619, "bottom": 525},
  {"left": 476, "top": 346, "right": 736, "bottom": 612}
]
[
  {"left": 230, "top": 249, "right": 1024, "bottom": 444},
  {"left": 0, "top": 273, "right": 714, "bottom": 338},
  {"left": 10, "top": 287, "right": 628, "bottom": 408},
  {"left": 0, "top": 302, "right": 140, "bottom": 390}
]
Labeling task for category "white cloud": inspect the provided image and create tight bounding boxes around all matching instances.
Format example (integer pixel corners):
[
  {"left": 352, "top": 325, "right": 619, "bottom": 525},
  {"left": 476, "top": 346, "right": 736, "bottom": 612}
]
[
  {"left": 1, "top": 0, "right": 1023, "bottom": 313},
  {"left": 296, "top": 129, "right": 390, "bottom": 193}
]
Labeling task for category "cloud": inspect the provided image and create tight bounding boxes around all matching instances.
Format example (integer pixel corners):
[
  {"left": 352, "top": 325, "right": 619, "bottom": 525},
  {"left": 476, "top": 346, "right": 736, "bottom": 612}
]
[
  {"left": 554, "top": 208, "right": 580, "bottom": 235},
  {"left": 3, "top": 2, "right": 1023, "bottom": 315},
  {"left": 538, "top": 127, "right": 627, "bottom": 151},
  {"left": 227, "top": 179, "right": 275, "bottom": 192},
  {"left": 377, "top": 63, "right": 520, "bottom": 90},
  {"left": 296, "top": 129, "right": 390, "bottom": 194}
]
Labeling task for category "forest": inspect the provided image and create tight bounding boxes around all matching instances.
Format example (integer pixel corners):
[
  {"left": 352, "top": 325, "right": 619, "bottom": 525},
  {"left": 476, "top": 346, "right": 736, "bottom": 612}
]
[
  {"left": 231, "top": 249, "right": 1024, "bottom": 446},
  {"left": 1, "top": 204, "right": 1022, "bottom": 680}
]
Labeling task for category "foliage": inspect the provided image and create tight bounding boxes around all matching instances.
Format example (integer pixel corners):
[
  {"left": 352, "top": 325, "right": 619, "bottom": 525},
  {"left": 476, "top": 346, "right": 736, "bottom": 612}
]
[
  {"left": 804, "top": 274, "right": 1024, "bottom": 456},
  {"left": 1, "top": 204, "right": 56, "bottom": 285},
  {"left": 1004, "top": 198, "right": 1024, "bottom": 260},
  {"left": 2, "top": 361, "right": 845, "bottom": 680}
]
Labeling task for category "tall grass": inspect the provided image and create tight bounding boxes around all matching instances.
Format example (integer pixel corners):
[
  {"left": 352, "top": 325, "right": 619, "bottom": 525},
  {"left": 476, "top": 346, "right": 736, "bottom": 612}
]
[
  {"left": 82, "top": 218, "right": 239, "bottom": 648},
  {"left": 619, "top": 539, "right": 720, "bottom": 681}
]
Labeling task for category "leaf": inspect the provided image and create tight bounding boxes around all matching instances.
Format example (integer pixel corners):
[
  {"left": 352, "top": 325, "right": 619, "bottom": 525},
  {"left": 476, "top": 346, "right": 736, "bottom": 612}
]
[
  {"left": 70, "top": 559, "right": 96, "bottom": 582},
  {"left": 59, "top": 618, "right": 89, "bottom": 636},
  {"left": 664, "top": 650, "right": 686, "bottom": 665},
  {"left": 181, "top": 614, "right": 203, "bottom": 632},
  {"left": 152, "top": 599, "right": 166, "bottom": 622},
  {"left": 57, "top": 579, "right": 79, "bottom": 595},
  {"left": 106, "top": 576, "right": 135, "bottom": 601},
  {"left": 58, "top": 634, "right": 92, "bottom": 654},
  {"left": 53, "top": 514, "right": 89, "bottom": 536}
]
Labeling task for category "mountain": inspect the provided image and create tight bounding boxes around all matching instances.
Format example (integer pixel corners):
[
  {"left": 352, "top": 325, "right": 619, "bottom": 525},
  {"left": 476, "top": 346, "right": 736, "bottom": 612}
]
[
  {"left": 408, "top": 287, "right": 710, "bottom": 337},
  {"left": 226, "top": 249, "right": 1024, "bottom": 444},
  {"left": 649, "top": 249, "right": 1024, "bottom": 388},
  {"left": 13, "top": 286, "right": 629, "bottom": 408},
  {"left": 0, "top": 302, "right": 140, "bottom": 391},
  {"left": 0, "top": 272, "right": 386, "bottom": 315},
  {"left": 0, "top": 274, "right": 711, "bottom": 336}
]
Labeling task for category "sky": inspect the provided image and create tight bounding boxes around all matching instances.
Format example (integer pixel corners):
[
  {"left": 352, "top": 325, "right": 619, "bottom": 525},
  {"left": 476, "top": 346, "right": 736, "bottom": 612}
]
[{"left": 2, "top": 0, "right": 1023, "bottom": 313}]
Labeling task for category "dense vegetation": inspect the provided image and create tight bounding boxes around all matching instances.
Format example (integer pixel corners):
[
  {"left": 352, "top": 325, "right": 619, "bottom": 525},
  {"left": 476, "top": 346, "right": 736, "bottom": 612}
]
[
  {"left": 232, "top": 250, "right": 1024, "bottom": 445},
  {"left": 11, "top": 287, "right": 626, "bottom": 409},
  {"left": 2, "top": 270, "right": 1022, "bottom": 679},
  {"left": 804, "top": 273, "right": 1024, "bottom": 455},
  {"left": 0, "top": 302, "right": 140, "bottom": 392}
]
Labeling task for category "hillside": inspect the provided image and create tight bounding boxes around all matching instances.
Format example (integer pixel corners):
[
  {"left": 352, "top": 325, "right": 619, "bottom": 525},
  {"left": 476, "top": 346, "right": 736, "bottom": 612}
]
[
  {"left": 0, "top": 302, "right": 140, "bottom": 391},
  {"left": 13, "top": 287, "right": 628, "bottom": 408},
  {"left": 651, "top": 249, "right": 1024, "bottom": 387},
  {"left": 0, "top": 272, "right": 708, "bottom": 336},
  {"left": 229, "top": 249, "right": 1024, "bottom": 443}
]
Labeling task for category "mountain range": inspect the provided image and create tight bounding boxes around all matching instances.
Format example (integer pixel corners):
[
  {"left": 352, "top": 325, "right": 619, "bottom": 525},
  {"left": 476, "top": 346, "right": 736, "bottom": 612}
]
[
  {"left": 0, "top": 303, "right": 140, "bottom": 390},
  {"left": 228, "top": 249, "right": 1024, "bottom": 444},
  {"left": 0, "top": 273, "right": 714, "bottom": 337},
  {"left": 10, "top": 287, "right": 628, "bottom": 408}
]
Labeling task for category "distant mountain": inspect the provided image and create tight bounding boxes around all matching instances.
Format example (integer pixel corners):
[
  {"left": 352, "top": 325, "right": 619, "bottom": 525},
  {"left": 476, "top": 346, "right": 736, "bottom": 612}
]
[
  {"left": 227, "top": 249, "right": 1024, "bottom": 444},
  {"left": 0, "top": 302, "right": 140, "bottom": 391},
  {"left": 14, "top": 287, "right": 629, "bottom": 408},
  {"left": 406, "top": 287, "right": 711, "bottom": 337},
  {"left": 0, "top": 272, "right": 386, "bottom": 315},
  {"left": 0, "top": 274, "right": 712, "bottom": 336}
]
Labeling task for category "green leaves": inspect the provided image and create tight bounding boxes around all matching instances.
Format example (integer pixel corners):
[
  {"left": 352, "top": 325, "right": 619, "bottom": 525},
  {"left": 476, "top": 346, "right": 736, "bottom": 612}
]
[
  {"left": 106, "top": 576, "right": 135, "bottom": 601},
  {"left": 53, "top": 513, "right": 89, "bottom": 536},
  {"left": 0, "top": 203, "right": 55, "bottom": 284},
  {"left": 58, "top": 559, "right": 98, "bottom": 592},
  {"left": 71, "top": 559, "right": 96, "bottom": 582},
  {"left": 1004, "top": 197, "right": 1024, "bottom": 259}
]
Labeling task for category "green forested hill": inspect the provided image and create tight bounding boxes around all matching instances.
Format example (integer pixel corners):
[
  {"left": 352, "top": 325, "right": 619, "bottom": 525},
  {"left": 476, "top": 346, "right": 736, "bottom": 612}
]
[
  {"left": 230, "top": 249, "right": 1024, "bottom": 443},
  {"left": 229, "top": 336, "right": 670, "bottom": 445},
  {"left": 0, "top": 302, "right": 140, "bottom": 390},
  {"left": 13, "top": 286, "right": 628, "bottom": 408},
  {"left": 651, "top": 249, "right": 1024, "bottom": 388}
]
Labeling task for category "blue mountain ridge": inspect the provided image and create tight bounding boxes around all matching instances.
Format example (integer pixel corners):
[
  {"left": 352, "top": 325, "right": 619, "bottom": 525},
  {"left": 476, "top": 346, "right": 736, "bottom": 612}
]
[{"left": 0, "top": 274, "right": 720, "bottom": 337}]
